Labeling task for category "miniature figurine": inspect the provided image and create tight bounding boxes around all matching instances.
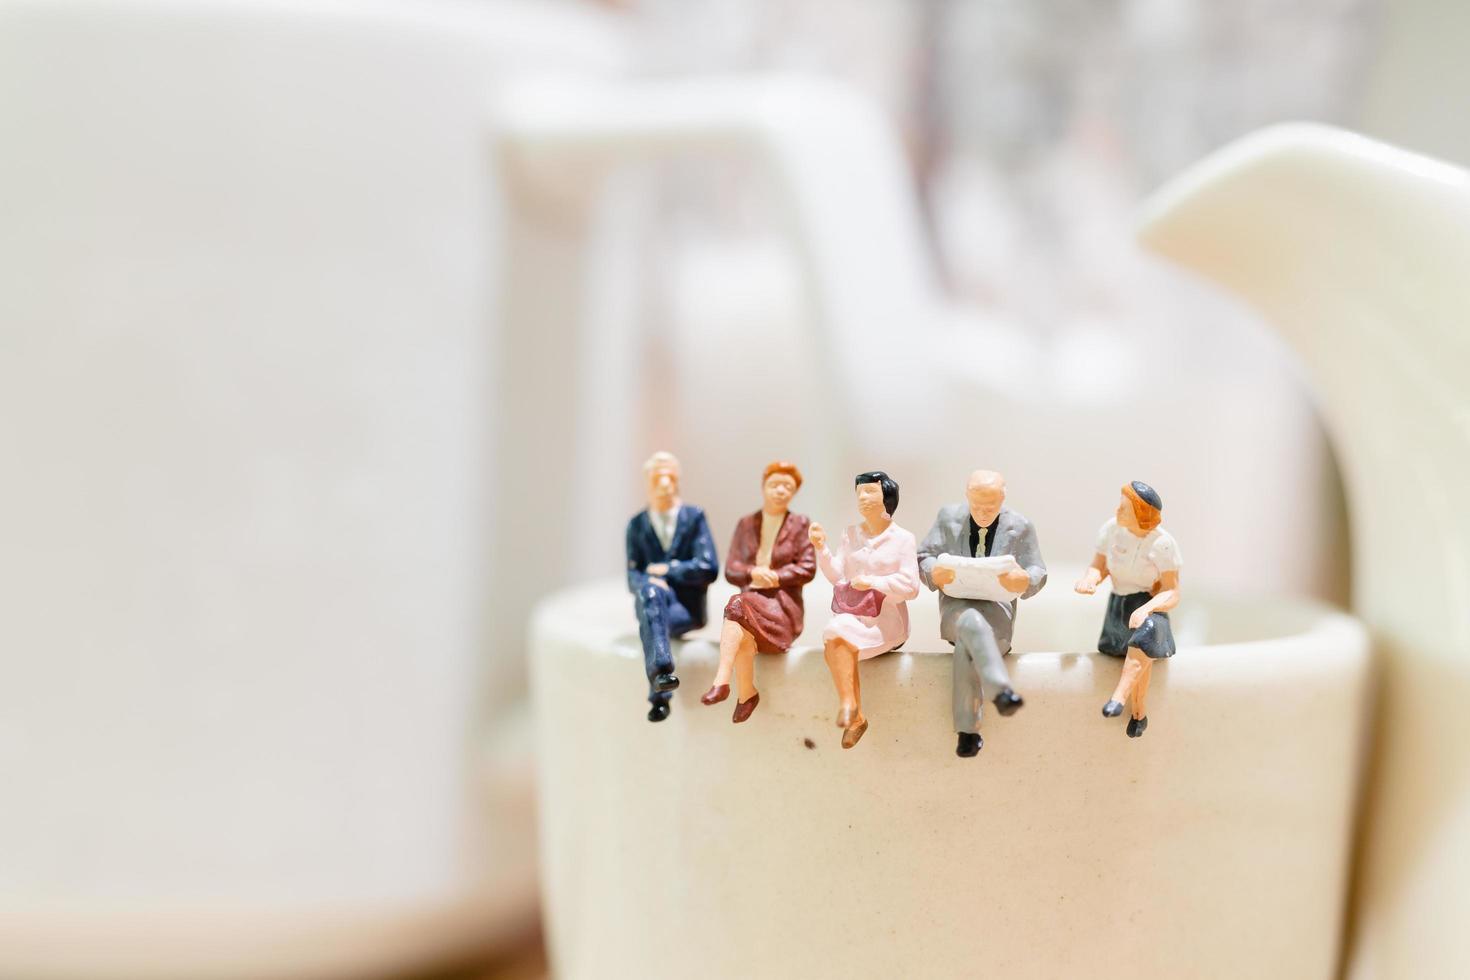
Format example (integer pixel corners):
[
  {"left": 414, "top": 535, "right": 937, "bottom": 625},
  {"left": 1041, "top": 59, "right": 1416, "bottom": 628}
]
[
  {"left": 811, "top": 471, "right": 920, "bottom": 749},
  {"left": 1074, "top": 481, "right": 1182, "bottom": 738},
  {"left": 918, "top": 470, "right": 1047, "bottom": 758},
  {"left": 700, "top": 461, "right": 816, "bottom": 722},
  {"left": 625, "top": 451, "right": 718, "bottom": 723}
]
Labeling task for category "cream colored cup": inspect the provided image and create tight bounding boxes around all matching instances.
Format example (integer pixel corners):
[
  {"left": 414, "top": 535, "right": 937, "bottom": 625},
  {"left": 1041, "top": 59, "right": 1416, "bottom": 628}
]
[{"left": 533, "top": 574, "right": 1369, "bottom": 979}]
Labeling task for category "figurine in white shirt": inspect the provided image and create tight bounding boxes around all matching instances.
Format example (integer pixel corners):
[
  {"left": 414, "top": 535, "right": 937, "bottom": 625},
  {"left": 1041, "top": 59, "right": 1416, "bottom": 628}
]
[
  {"left": 809, "top": 471, "right": 920, "bottom": 749},
  {"left": 1074, "top": 482, "right": 1181, "bottom": 739}
]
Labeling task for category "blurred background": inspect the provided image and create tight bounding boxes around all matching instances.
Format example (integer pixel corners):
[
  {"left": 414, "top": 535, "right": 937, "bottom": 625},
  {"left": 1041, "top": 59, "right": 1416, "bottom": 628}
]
[{"left": 2, "top": 0, "right": 1469, "bottom": 976}]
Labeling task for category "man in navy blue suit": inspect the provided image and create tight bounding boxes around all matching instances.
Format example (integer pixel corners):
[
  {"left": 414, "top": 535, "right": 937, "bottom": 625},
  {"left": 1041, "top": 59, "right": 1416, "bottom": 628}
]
[{"left": 626, "top": 451, "right": 719, "bottom": 722}]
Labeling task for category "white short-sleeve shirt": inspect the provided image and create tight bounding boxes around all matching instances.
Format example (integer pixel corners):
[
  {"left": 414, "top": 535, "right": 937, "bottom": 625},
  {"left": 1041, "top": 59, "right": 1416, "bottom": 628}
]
[{"left": 1095, "top": 518, "right": 1182, "bottom": 595}]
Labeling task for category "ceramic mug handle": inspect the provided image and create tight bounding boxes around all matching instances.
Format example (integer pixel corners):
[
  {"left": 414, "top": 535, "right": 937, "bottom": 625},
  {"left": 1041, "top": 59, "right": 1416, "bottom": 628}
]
[{"left": 492, "top": 73, "right": 941, "bottom": 482}]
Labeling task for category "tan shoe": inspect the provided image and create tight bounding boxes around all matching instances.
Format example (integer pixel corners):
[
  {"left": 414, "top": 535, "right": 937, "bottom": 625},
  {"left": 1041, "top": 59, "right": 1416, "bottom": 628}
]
[{"left": 841, "top": 715, "right": 868, "bottom": 749}]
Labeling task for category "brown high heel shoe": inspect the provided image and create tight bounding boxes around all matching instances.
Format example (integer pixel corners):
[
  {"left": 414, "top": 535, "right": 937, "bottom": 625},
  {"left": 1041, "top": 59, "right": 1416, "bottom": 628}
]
[
  {"left": 841, "top": 715, "right": 868, "bottom": 749},
  {"left": 732, "top": 692, "right": 759, "bottom": 723},
  {"left": 700, "top": 684, "right": 730, "bottom": 705}
]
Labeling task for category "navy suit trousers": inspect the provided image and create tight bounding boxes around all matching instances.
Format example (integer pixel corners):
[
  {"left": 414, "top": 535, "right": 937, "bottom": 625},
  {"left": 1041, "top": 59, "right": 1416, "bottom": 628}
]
[{"left": 635, "top": 582, "right": 694, "bottom": 703}]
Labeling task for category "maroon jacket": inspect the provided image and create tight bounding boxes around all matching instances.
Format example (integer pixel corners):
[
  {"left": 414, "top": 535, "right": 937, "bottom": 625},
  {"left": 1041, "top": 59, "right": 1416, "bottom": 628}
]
[{"left": 723, "top": 510, "right": 817, "bottom": 653}]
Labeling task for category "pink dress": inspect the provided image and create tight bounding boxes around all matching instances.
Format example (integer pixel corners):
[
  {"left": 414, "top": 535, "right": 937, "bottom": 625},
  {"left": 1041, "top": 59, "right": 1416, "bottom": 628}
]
[{"left": 818, "top": 522, "right": 921, "bottom": 659}]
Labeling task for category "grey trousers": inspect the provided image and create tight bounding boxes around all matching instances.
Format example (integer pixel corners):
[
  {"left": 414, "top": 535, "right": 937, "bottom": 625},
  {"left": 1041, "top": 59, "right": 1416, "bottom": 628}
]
[{"left": 951, "top": 603, "right": 1015, "bottom": 734}]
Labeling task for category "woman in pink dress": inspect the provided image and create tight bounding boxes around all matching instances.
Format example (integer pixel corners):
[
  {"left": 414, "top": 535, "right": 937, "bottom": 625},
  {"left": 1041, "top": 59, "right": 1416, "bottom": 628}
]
[{"left": 809, "top": 470, "right": 920, "bottom": 749}]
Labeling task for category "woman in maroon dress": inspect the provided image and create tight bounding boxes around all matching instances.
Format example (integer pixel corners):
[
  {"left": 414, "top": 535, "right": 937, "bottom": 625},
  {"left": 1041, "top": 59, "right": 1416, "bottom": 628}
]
[{"left": 700, "top": 460, "right": 816, "bottom": 722}]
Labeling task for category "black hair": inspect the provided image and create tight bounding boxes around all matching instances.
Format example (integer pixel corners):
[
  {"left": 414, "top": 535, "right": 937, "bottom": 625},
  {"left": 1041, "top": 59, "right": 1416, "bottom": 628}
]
[
  {"left": 854, "top": 470, "right": 900, "bottom": 517},
  {"left": 1130, "top": 480, "right": 1162, "bottom": 511}
]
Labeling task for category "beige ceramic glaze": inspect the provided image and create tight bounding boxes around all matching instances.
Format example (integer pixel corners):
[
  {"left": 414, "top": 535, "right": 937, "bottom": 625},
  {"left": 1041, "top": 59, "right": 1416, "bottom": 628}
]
[{"left": 532, "top": 574, "right": 1368, "bottom": 979}]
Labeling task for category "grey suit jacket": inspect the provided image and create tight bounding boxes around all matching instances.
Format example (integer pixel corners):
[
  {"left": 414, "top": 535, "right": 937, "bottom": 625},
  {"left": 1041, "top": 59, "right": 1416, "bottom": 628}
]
[{"left": 917, "top": 504, "right": 1047, "bottom": 643}]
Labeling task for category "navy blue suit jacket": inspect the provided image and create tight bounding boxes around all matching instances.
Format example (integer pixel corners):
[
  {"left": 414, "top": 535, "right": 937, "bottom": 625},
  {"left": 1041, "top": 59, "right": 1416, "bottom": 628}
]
[{"left": 626, "top": 505, "right": 719, "bottom": 629}]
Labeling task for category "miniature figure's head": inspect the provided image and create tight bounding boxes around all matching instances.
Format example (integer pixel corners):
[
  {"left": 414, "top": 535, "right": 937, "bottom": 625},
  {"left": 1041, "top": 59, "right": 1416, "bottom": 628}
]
[
  {"left": 761, "top": 460, "right": 802, "bottom": 513},
  {"left": 643, "top": 451, "right": 681, "bottom": 512},
  {"left": 1117, "top": 481, "right": 1163, "bottom": 535},
  {"left": 965, "top": 470, "right": 1006, "bottom": 527},
  {"left": 854, "top": 470, "right": 899, "bottom": 521}
]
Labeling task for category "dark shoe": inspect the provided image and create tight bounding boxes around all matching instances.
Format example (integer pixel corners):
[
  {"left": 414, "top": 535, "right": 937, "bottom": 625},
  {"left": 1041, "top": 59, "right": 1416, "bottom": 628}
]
[
  {"left": 955, "top": 732, "right": 982, "bottom": 757},
  {"left": 647, "top": 702, "right": 670, "bottom": 723},
  {"left": 1102, "top": 700, "right": 1124, "bottom": 718},
  {"left": 653, "top": 672, "right": 680, "bottom": 693},
  {"left": 700, "top": 684, "right": 730, "bottom": 705},
  {"left": 1126, "top": 715, "right": 1149, "bottom": 738},
  {"left": 993, "top": 688, "right": 1024, "bottom": 716},
  {"left": 841, "top": 715, "right": 868, "bottom": 749},
  {"left": 732, "top": 692, "right": 760, "bottom": 724}
]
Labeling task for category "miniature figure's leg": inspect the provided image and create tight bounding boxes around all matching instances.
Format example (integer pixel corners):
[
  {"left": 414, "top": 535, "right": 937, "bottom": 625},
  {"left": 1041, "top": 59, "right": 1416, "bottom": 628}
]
[
  {"left": 824, "top": 639, "right": 859, "bottom": 723},
  {"left": 636, "top": 583, "right": 686, "bottom": 703},
  {"left": 952, "top": 642, "right": 982, "bottom": 734},
  {"left": 1109, "top": 647, "right": 1148, "bottom": 709},
  {"left": 664, "top": 598, "right": 694, "bottom": 639},
  {"left": 733, "top": 632, "right": 758, "bottom": 702},
  {"left": 955, "top": 606, "right": 1014, "bottom": 696},
  {"left": 1132, "top": 654, "right": 1153, "bottom": 720},
  {"left": 713, "top": 619, "right": 746, "bottom": 688},
  {"left": 636, "top": 583, "right": 672, "bottom": 671},
  {"left": 843, "top": 646, "right": 868, "bottom": 748}
]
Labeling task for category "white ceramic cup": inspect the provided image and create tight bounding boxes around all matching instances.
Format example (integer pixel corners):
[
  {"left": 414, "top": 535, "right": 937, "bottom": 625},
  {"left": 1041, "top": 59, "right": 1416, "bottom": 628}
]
[{"left": 532, "top": 574, "right": 1370, "bottom": 979}]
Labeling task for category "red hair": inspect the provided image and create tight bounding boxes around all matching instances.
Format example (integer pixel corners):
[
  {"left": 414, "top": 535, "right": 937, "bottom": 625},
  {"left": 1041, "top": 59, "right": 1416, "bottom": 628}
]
[
  {"left": 763, "top": 460, "right": 803, "bottom": 491},
  {"left": 1121, "top": 483, "right": 1162, "bottom": 532}
]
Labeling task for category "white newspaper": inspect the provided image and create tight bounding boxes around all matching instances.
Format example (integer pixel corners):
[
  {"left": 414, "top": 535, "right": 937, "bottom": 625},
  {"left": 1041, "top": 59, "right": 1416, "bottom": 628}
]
[{"left": 936, "top": 553, "right": 1024, "bottom": 602}]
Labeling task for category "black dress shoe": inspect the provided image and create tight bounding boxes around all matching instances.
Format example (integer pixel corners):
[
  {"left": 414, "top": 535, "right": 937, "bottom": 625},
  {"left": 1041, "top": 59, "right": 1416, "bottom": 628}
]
[
  {"left": 647, "top": 702, "right": 671, "bottom": 723},
  {"left": 1102, "top": 700, "right": 1124, "bottom": 718},
  {"left": 1126, "top": 715, "right": 1149, "bottom": 738},
  {"left": 955, "top": 732, "right": 982, "bottom": 757},
  {"left": 993, "top": 688, "right": 1024, "bottom": 716},
  {"left": 653, "top": 672, "right": 680, "bottom": 693}
]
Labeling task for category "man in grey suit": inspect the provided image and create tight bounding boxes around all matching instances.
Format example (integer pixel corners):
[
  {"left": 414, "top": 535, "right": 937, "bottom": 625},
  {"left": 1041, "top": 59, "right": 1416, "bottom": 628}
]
[{"left": 918, "top": 470, "right": 1047, "bottom": 758}]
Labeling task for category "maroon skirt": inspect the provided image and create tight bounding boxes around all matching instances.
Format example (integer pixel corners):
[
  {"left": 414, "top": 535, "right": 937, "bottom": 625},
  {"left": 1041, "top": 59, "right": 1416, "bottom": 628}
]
[{"left": 723, "top": 588, "right": 803, "bottom": 654}]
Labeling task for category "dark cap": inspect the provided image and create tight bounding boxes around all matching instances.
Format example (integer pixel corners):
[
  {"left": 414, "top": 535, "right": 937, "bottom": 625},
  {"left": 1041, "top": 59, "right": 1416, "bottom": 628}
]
[{"left": 1129, "top": 481, "right": 1162, "bottom": 511}]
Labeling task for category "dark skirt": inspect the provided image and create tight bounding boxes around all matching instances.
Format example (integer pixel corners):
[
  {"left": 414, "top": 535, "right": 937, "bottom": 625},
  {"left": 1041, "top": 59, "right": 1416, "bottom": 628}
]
[
  {"left": 724, "top": 589, "right": 803, "bottom": 654},
  {"left": 1098, "top": 591, "right": 1176, "bottom": 659}
]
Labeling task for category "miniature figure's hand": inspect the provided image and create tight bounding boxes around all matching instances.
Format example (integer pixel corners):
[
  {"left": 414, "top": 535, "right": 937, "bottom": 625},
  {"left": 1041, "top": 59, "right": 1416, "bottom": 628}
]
[
  {"left": 750, "top": 566, "right": 779, "bottom": 589},
  {"left": 646, "top": 562, "right": 669, "bottom": 577},
  {"left": 930, "top": 565, "right": 957, "bottom": 588},
  {"left": 808, "top": 523, "right": 826, "bottom": 550},
  {"left": 1129, "top": 606, "right": 1151, "bottom": 630},
  {"left": 850, "top": 575, "right": 874, "bottom": 591},
  {"left": 1000, "top": 567, "right": 1030, "bottom": 594},
  {"left": 648, "top": 576, "right": 670, "bottom": 591},
  {"left": 1074, "top": 572, "right": 1099, "bottom": 595}
]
